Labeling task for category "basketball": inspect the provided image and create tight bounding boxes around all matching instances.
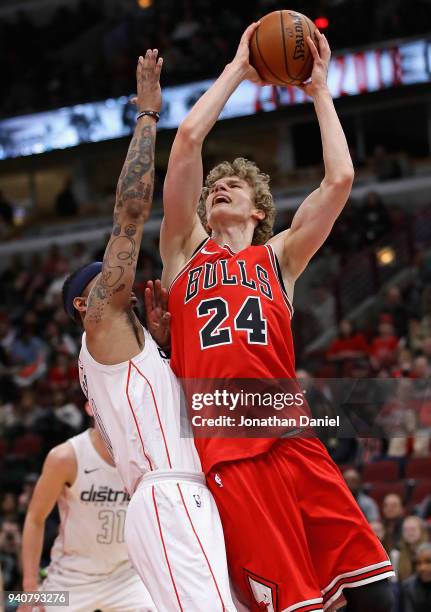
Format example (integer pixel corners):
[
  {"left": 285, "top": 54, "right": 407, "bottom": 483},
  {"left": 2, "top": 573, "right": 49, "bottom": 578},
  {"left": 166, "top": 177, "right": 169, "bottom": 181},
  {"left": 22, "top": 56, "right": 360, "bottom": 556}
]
[{"left": 250, "top": 10, "right": 318, "bottom": 86}]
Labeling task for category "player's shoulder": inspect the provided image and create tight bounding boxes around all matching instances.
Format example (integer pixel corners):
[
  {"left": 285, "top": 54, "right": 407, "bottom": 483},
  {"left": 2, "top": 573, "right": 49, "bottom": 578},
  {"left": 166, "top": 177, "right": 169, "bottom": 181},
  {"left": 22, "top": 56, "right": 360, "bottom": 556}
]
[
  {"left": 42, "top": 440, "right": 78, "bottom": 486},
  {"left": 44, "top": 440, "right": 77, "bottom": 476}
]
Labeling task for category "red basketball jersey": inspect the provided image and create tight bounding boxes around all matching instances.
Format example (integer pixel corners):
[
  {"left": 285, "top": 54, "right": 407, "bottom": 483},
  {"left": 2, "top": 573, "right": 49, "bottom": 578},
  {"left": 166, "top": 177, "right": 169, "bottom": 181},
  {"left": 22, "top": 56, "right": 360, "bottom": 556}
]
[{"left": 169, "top": 237, "right": 296, "bottom": 473}]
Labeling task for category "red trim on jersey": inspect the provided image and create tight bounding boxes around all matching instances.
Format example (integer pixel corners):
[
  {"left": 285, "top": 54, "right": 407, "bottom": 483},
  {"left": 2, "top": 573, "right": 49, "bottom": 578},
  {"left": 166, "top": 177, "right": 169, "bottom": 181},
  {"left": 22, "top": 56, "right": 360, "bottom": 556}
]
[
  {"left": 222, "top": 243, "right": 236, "bottom": 256},
  {"left": 168, "top": 237, "right": 210, "bottom": 293},
  {"left": 265, "top": 244, "right": 293, "bottom": 317},
  {"left": 130, "top": 360, "right": 173, "bottom": 469},
  {"left": 125, "top": 361, "right": 154, "bottom": 471},
  {"left": 282, "top": 599, "right": 323, "bottom": 612},
  {"left": 286, "top": 605, "right": 323, "bottom": 612},
  {"left": 152, "top": 485, "right": 184, "bottom": 611},
  {"left": 176, "top": 483, "right": 226, "bottom": 611},
  {"left": 322, "top": 562, "right": 394, "bottom": 608},
  {"left": 324, "top": 572, "right": 395, "bottom": 610}
]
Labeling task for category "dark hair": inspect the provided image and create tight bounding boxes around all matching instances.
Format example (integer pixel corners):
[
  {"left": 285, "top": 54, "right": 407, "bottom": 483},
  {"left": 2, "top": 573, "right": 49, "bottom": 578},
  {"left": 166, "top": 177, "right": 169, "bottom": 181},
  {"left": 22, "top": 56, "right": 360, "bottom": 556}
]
[
  {"left": 62, "top": 264, "right": 147, "bottom": 332},
  {"left": 62, "top": 263, "right": 91, "bottom": 324}
]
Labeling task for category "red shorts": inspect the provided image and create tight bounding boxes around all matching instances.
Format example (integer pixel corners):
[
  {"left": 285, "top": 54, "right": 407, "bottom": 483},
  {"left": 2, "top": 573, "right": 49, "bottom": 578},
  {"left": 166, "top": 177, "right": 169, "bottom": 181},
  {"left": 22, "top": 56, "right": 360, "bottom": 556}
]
[{"left": 207, "top": 438, "right": 394, "bottom": 612}]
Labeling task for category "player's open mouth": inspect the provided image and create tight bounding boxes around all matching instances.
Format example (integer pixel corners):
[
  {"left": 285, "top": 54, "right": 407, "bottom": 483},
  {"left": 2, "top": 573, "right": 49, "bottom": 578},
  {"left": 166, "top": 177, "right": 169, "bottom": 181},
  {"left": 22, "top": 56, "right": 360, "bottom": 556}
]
[{"left": 213, "top": 194, "right": 231, "bottom": 206}]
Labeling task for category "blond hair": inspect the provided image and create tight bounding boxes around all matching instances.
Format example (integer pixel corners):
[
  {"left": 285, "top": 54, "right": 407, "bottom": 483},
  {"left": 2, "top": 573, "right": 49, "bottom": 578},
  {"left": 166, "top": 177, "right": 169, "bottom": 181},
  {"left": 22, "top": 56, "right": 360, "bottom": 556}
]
[{"left": 198, "top": 158, "right": 276, "bottom": 245}]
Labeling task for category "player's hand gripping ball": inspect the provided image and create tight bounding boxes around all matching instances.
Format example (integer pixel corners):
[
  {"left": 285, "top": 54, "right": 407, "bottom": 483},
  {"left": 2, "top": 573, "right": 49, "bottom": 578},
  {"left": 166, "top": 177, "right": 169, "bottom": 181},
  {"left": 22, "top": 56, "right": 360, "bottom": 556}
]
[{"left": 250, "top": 10, "right": 319, "bottom": 86}]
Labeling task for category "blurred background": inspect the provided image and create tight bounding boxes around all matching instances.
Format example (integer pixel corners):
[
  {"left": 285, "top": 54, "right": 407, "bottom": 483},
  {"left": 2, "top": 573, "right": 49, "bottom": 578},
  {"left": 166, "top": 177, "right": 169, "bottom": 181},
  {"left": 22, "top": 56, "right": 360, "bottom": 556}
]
[{"left": 1, "top": 1, "right": 431, "bottom": 609}]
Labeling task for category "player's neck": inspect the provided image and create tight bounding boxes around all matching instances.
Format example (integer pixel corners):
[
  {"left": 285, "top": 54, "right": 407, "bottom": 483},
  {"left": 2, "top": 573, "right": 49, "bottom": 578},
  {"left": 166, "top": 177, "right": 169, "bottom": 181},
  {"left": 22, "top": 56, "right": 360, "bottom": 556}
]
[
  {"left": 211, "top": 225, "right": 253, "bottom": 253},
  {"left": 89, "top": 428, "right": 115, "bottom": 466}
]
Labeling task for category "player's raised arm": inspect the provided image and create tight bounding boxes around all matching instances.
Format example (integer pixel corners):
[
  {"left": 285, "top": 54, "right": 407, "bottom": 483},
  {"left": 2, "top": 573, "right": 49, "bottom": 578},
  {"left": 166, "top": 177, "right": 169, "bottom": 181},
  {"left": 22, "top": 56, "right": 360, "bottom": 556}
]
[
  {"left": 269, "top": 31, "right": 354, "bottom": 286},
  {"left": 84, "top": 50, "right": 162, "bottom": 331},
  {"left": 21, "top": 444, "right": 76, "bottom": 594},
  {"left": 161, "top": 23, "right": 264, "bottom": 285}
]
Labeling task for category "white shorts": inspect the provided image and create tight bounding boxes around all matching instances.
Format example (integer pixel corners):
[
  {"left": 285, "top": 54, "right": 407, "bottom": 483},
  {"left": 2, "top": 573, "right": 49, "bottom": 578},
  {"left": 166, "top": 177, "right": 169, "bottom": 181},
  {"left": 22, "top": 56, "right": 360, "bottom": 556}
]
[
  {"left": 125, "top": 470, "right": 237, "bottom": 611},
  {"left": 39, "top": 560, "right": 155, "bottom": 611}
]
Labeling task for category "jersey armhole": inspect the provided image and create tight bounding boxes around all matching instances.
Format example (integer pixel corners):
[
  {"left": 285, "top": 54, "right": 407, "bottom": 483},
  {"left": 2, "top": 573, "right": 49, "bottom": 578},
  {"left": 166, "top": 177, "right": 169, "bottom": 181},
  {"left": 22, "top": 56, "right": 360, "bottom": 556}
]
[
  {"left": 192, "top": 238, "right": 208, "bottom": 257},
  {"left": 265, "top": 244, "right": 294, "bottom": 317},
  {"left": 274, "top": 252, "right": 288, "bottom": 297},
  {"left": 168, "top": 237, "right": 210, "bottom": 293}
]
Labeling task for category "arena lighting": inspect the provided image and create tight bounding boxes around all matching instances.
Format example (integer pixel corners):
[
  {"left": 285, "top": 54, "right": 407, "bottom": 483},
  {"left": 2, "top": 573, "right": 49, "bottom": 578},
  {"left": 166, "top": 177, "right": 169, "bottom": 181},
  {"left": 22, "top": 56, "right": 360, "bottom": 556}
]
[
  {"left": 137, "top": 0, "right": 153, "bottom": 8},
  {"left": 314, "top": 16, "right": 329, "bottom": 30},
  {"left": 376, "top": 246, "right": 396, "bottom": 266}
]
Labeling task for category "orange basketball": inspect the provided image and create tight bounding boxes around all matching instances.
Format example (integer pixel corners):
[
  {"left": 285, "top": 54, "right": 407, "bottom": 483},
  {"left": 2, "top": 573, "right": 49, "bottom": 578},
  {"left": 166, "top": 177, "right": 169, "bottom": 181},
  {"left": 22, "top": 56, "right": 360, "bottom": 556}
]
[{"left": 250, "top": 10, "right": 318, "bottom": 86}]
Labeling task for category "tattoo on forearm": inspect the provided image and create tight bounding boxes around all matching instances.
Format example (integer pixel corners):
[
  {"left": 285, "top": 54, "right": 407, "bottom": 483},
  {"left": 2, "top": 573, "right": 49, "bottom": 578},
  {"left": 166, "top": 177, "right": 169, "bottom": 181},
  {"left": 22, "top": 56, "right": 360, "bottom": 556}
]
[
  {"left": 86, "top": 121, "right": 156, "bottom": 324},
  {"left": 116, "top": 125, "right": 155, "bottom": 208},
  {"left": 86, "top": 234, "right": 137, "bottom": 323}
]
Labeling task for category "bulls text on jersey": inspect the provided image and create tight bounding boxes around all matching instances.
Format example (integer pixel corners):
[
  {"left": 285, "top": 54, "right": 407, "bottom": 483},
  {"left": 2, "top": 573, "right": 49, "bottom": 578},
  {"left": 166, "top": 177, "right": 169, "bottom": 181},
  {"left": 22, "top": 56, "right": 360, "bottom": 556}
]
[{"left": 184, "top": 259, "right": 273, "bottom": 304}]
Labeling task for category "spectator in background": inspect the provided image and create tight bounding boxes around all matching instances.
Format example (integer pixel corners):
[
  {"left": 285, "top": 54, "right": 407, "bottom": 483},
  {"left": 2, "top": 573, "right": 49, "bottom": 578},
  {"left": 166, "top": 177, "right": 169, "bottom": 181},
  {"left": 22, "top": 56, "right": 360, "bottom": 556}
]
[
  {"left": 43, "top": 322, "right": 77, "bottom": 358},
  {"left": 400, "top": 542, "right": 431, "bottom": 612},
  {"left": 359, "top": 191, "right": 392, "bottom": 246},
  {"left": 0, "top": 518, "right": 22, "bottom": 591},
  {"left": 9, "top": 317, "right": 46, "bottom": 388},
  {"left": 380, "top": 286, "right": 411, "bottom": 338},
  {"left": 1, "top": 389, "right": 44, "bottom": 438},
  {"left": 0, "top": 493, "right": 17, "bottom": 523},
  {"left": 382, "top": 493, "right": 405, "bottom": 553},
  {"left": 327, "top": 319, "right": 369, "bottom": 374},
  {"left": 295, "top": 369, "right": 338, "bottom": 443},
  {"left": 407, "top": 318, "right": 429, "bottom": 353},
  {"left": 338, "top": 357, "right": 389, "bottom": 463},
  {"left": 411, "top": 355, "right": 430, "bottom": 380},
  {"left": 54, "top": 179, "right": 79, "bottom": 217},
  {"left": 52, "top": 390, "right": 83, "bottom": 433},
  {"left": 343, "top": 468, "right": 380, "bottom": 522},
  {"left": 369, "top": 316, "right": 399, "bottom": 370},
  {"left": 328, "top": 319, "right": 369, "bottom": 359},
  {"left": 46, "top": 353, "right": 79, "bottom": 392},
  {"left": 9, "top": 318, "right": 45, "bottom": 368},
  {"left": 308, "top": 284, "right": 336, "bottom": 333},
  {"left": 381, "top": 377, "right": 429, "bottom": 459},
  {"left": 396, "top": 516, "right": 429, "bottom": 583}
]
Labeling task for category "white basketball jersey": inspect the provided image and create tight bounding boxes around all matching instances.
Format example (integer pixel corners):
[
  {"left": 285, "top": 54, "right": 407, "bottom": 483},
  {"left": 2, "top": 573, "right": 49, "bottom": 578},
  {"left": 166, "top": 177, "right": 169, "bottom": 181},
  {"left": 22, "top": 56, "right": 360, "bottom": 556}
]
[
  {"left": 49, "top": 430, "right": 131, "bottom": 576},
  {"left": 78, "top": 328, "right": 201, "bottom": 495}
]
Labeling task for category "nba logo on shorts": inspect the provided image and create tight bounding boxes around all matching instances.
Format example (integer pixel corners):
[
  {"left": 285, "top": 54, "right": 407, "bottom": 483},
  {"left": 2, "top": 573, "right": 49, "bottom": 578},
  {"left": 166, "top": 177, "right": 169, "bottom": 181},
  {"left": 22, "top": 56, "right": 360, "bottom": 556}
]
[
  {"left": 245, "top": 571, "right": 277, "bottom": 611},
  {"left": 247, "top": 577, "right": 274, "bottom": 611},
  {"left": 193, "top": 494, "right": 202, "bottom": 507}
]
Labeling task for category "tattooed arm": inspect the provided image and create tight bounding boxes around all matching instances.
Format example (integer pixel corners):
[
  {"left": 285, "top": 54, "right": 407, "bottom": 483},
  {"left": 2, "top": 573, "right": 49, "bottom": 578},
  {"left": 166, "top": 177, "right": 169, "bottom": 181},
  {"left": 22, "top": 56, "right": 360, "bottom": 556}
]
[{"left": 85, "top": 49, "right": 162, "bottom": 332}]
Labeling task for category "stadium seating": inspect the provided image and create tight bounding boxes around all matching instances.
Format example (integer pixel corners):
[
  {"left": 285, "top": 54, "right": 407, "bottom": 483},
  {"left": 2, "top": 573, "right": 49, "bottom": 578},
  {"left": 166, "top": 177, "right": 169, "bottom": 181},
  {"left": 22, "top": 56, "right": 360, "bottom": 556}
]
[
  {"left": 362, "top": 460, "right": 401, "bottom": 483},
  {"left": 405, "top": 456, "right": 431, "bottom": 480},
  {"left": 407, "top": 478, "right": 431, "bottom": 509}
]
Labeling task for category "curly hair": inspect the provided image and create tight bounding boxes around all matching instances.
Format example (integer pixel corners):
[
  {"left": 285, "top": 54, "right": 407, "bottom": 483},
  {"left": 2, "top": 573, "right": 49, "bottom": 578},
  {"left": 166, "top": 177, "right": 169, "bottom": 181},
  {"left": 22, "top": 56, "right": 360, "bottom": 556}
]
[{"left": 198, "top": 158, "right": 276, "bottom": 245}]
